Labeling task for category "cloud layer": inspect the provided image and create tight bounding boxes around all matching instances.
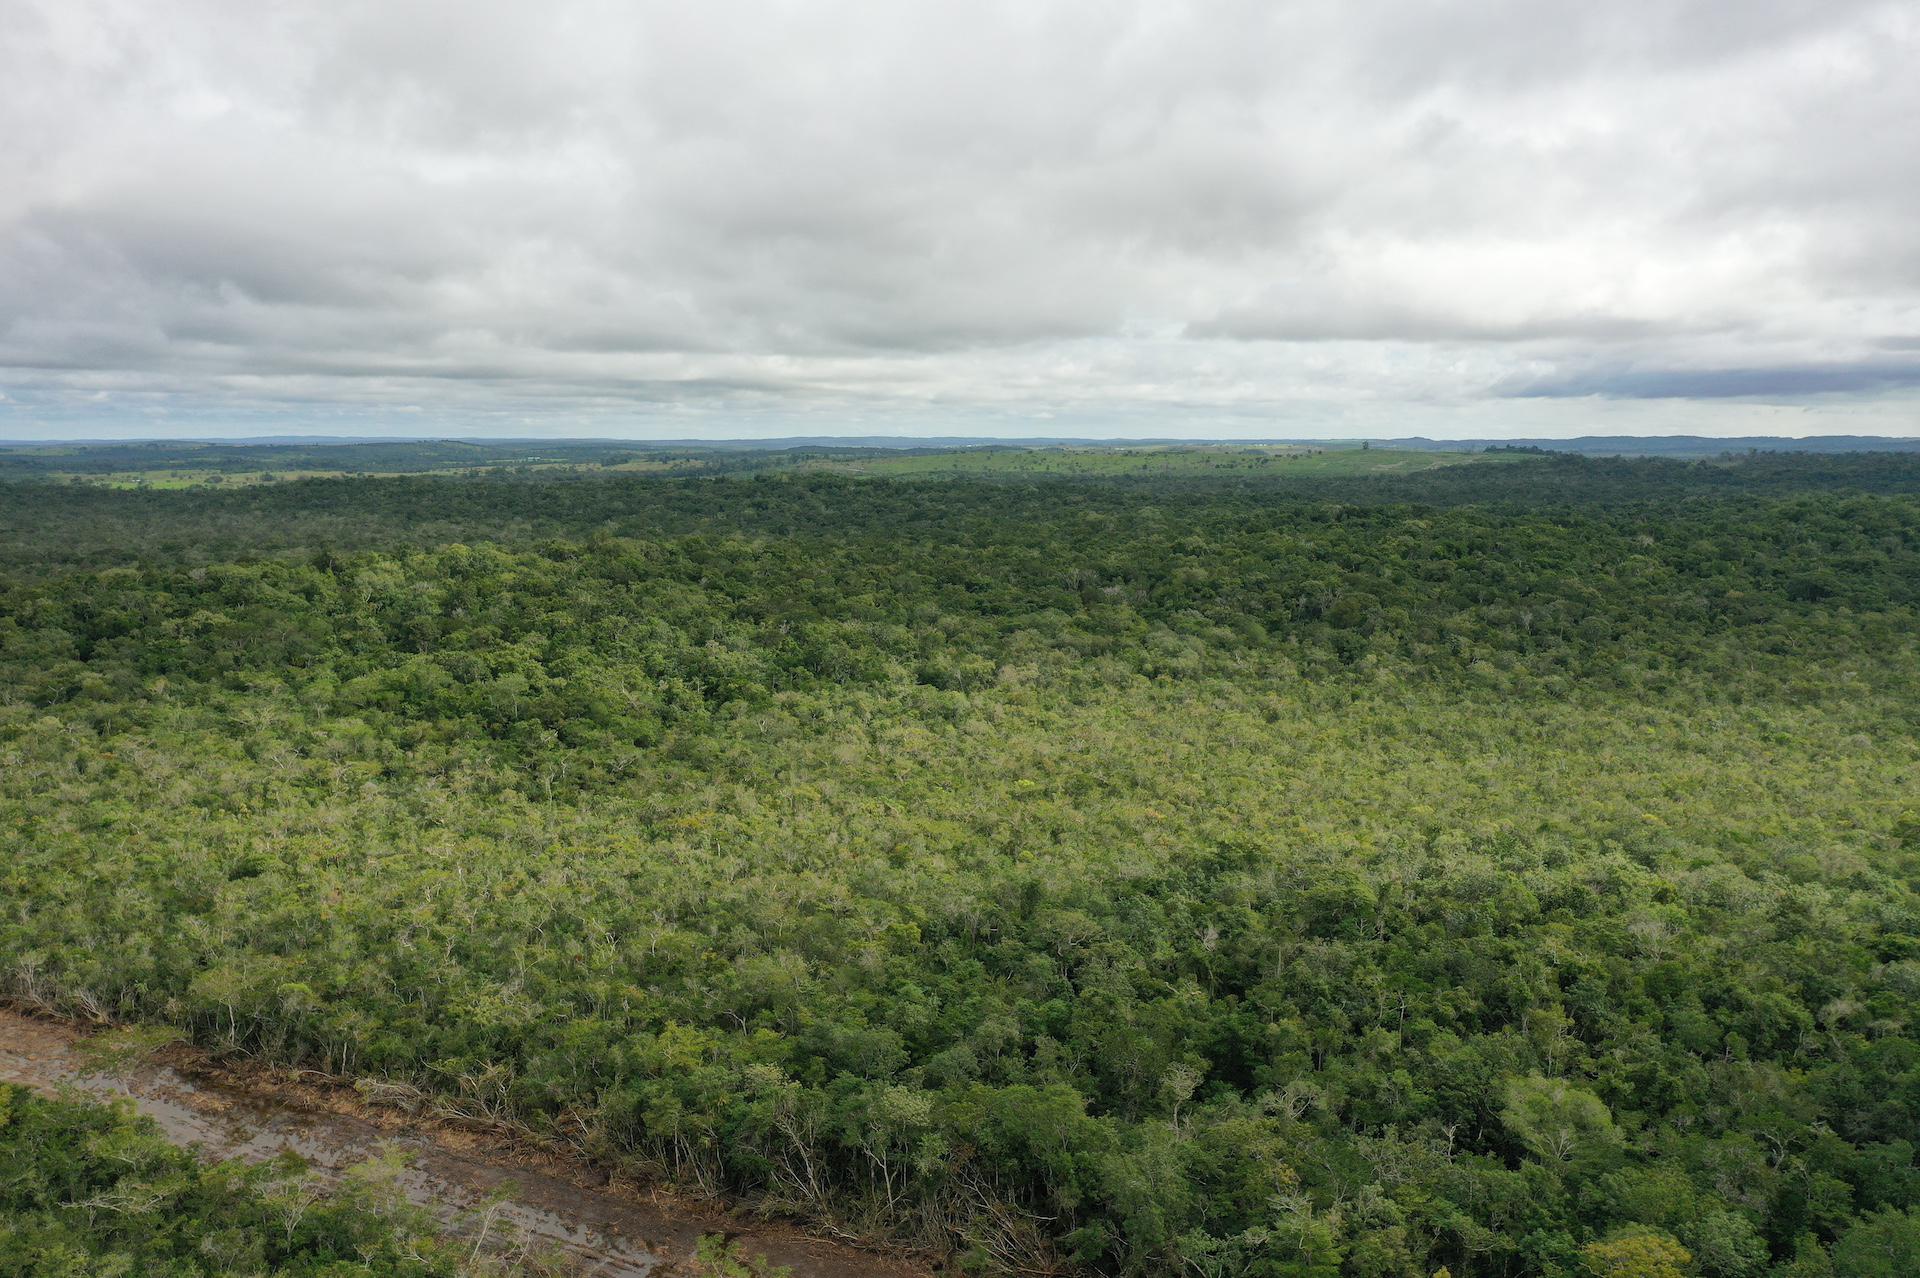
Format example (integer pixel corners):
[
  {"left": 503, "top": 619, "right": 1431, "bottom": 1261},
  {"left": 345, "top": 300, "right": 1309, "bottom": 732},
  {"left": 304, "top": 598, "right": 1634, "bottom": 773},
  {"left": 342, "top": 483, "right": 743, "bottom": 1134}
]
[{"left": 3, "top": 0, "right": 1917, "bottom": 438}]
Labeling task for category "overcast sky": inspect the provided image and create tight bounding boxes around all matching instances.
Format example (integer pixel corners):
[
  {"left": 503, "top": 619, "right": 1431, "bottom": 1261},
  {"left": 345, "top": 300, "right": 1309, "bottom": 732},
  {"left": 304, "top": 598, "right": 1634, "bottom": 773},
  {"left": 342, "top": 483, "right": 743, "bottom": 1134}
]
[{"left": 3, "top": 0, "right": 1918, "bottom": 440}]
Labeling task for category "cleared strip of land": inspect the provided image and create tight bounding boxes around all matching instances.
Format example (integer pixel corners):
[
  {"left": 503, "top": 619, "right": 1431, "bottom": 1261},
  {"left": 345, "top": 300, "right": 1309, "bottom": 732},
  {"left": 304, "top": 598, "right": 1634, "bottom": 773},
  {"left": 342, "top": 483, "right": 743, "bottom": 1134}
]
[{"left": 0, "top": 1010, "right": 926, "bottom": 1278}]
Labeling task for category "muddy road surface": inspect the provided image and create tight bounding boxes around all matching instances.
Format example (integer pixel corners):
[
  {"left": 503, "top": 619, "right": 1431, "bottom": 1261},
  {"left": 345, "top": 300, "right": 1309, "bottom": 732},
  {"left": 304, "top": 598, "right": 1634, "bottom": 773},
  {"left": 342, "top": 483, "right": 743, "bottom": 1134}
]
[{"left": 0, "top": 1010, "right": 928, "bottom": 1278}]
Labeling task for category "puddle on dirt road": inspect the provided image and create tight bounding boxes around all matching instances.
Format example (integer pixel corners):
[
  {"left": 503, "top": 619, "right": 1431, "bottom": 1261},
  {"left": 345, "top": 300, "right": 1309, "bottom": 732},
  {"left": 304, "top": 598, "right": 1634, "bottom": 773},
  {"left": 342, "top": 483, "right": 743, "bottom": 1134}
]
[{"left": 0, "top": 1012, "right": 923, "bottom": 1278}]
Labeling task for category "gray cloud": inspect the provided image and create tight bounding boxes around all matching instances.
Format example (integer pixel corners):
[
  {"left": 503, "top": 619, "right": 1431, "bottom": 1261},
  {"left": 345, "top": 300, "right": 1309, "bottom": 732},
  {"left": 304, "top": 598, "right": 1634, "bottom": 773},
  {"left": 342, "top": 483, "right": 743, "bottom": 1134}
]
[
  {"left": 2, "top": 0, "right": 1918, "bottom": 438},
  {"left": 1499, "top": 360, "right": 1920, "bottom": 400}
]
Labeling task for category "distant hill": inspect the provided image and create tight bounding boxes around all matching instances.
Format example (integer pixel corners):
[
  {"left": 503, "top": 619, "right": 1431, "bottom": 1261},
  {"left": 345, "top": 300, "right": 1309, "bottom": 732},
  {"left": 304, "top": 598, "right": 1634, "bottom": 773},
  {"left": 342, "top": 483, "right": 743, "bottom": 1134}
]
[
  {"left": 0, "top": 435, "right": 1148, "bottom": 451},
  {"left": 1381, "top": 434, "right": 1920, "bottom": 457},
  {"left": 5, "top": 433, "right": 1917, "bottom": 461}
]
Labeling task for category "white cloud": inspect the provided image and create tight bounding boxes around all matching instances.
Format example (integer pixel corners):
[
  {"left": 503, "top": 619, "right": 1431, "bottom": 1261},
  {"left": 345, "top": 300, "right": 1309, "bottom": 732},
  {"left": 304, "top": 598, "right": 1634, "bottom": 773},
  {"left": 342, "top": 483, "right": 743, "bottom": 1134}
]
[{"left": 2, "top": 0, "right": 1917, "bottom": 438}]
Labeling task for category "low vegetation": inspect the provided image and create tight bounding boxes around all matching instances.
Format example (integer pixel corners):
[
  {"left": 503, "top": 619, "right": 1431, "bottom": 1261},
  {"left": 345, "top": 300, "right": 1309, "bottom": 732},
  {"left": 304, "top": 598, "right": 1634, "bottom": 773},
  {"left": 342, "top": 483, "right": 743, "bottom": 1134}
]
[
  {"left": 0, "top": 1083, "right": 537, "bottom": 1277},
  {"left": 804, "top": 444, "right": 1510, "bottom": 479}
]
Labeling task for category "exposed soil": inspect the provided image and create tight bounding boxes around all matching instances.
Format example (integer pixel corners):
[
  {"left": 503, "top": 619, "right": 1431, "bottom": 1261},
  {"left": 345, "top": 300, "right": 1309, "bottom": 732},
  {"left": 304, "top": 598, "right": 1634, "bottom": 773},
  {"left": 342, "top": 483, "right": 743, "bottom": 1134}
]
[{"left": 0, "top": 1009, "right": 931, "bottom": 1278}]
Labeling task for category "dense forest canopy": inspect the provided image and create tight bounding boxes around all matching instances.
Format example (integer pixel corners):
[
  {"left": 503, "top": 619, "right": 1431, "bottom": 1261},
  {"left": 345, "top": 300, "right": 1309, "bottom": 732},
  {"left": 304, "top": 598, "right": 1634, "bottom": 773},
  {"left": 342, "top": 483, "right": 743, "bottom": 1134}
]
[{"left": 2, "top": 447, "right": 1917, "bottom": 1277}]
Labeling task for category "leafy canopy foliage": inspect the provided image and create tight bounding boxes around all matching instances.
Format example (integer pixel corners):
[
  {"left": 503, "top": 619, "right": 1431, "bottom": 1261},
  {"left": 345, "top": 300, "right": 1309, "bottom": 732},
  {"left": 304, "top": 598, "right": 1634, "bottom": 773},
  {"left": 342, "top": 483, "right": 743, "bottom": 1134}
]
[
  {"left": 1579, "top": 1230, "right": 1692, "bottom": 1278},
  {"left": 3, "top": 452, "right": 1918, "bottom": 1276}
]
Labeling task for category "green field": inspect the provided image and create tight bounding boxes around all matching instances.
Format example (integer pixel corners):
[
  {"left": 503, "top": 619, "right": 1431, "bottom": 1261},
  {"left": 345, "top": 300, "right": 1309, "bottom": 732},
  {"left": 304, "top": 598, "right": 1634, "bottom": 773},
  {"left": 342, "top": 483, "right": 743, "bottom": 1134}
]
[
  {"left": 35, "top": 467, "right": 368, "bottom": 489},
  {"left": 3, "top": 451, "right": 1919, "bottom": 1276},
  {"left": 809, "top": 443, "right": 1519, "bottom": 479},
  {"left": 3, "top": 441, "right": 1529, "bottom": 490},
  {"left": 0, "top": 440, "right": 736, "bottom": 488},
  {"left": 36, "top": 457, "right": 712, "bottom": 490}
]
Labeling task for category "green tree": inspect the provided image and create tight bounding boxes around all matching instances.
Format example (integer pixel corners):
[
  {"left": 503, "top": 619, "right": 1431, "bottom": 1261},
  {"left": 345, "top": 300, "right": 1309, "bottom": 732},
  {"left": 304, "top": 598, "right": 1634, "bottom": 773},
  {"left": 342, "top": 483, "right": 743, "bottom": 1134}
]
[
  {"left": 1501, "top": 1076, "right": 1620, "bottom": 1164},
  {"left": 1832, "top": 1209, "right": 1920, "bottom": 1278},
  {"left": 1581, "top": 1229, "right": 1693, "bottom": 1278}
]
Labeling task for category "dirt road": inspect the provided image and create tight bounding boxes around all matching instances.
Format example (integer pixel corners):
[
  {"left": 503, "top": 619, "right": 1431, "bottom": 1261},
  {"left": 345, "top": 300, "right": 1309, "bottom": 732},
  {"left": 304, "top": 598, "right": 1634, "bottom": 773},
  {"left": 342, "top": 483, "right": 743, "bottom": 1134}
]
[{"left": 0, "top": 1010, "right": 928, "bottom": 1278}]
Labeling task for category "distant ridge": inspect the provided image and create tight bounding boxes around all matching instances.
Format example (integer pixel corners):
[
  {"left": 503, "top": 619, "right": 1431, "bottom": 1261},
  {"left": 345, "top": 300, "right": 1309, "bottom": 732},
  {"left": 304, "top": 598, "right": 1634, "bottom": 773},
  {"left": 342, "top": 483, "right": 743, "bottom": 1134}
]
[
  {"left": 3, "top": 433, "right": 1916, "bottom": 455},
  {"left": 1381, "top": 434, "right": 1920, "bottom": 457}
]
